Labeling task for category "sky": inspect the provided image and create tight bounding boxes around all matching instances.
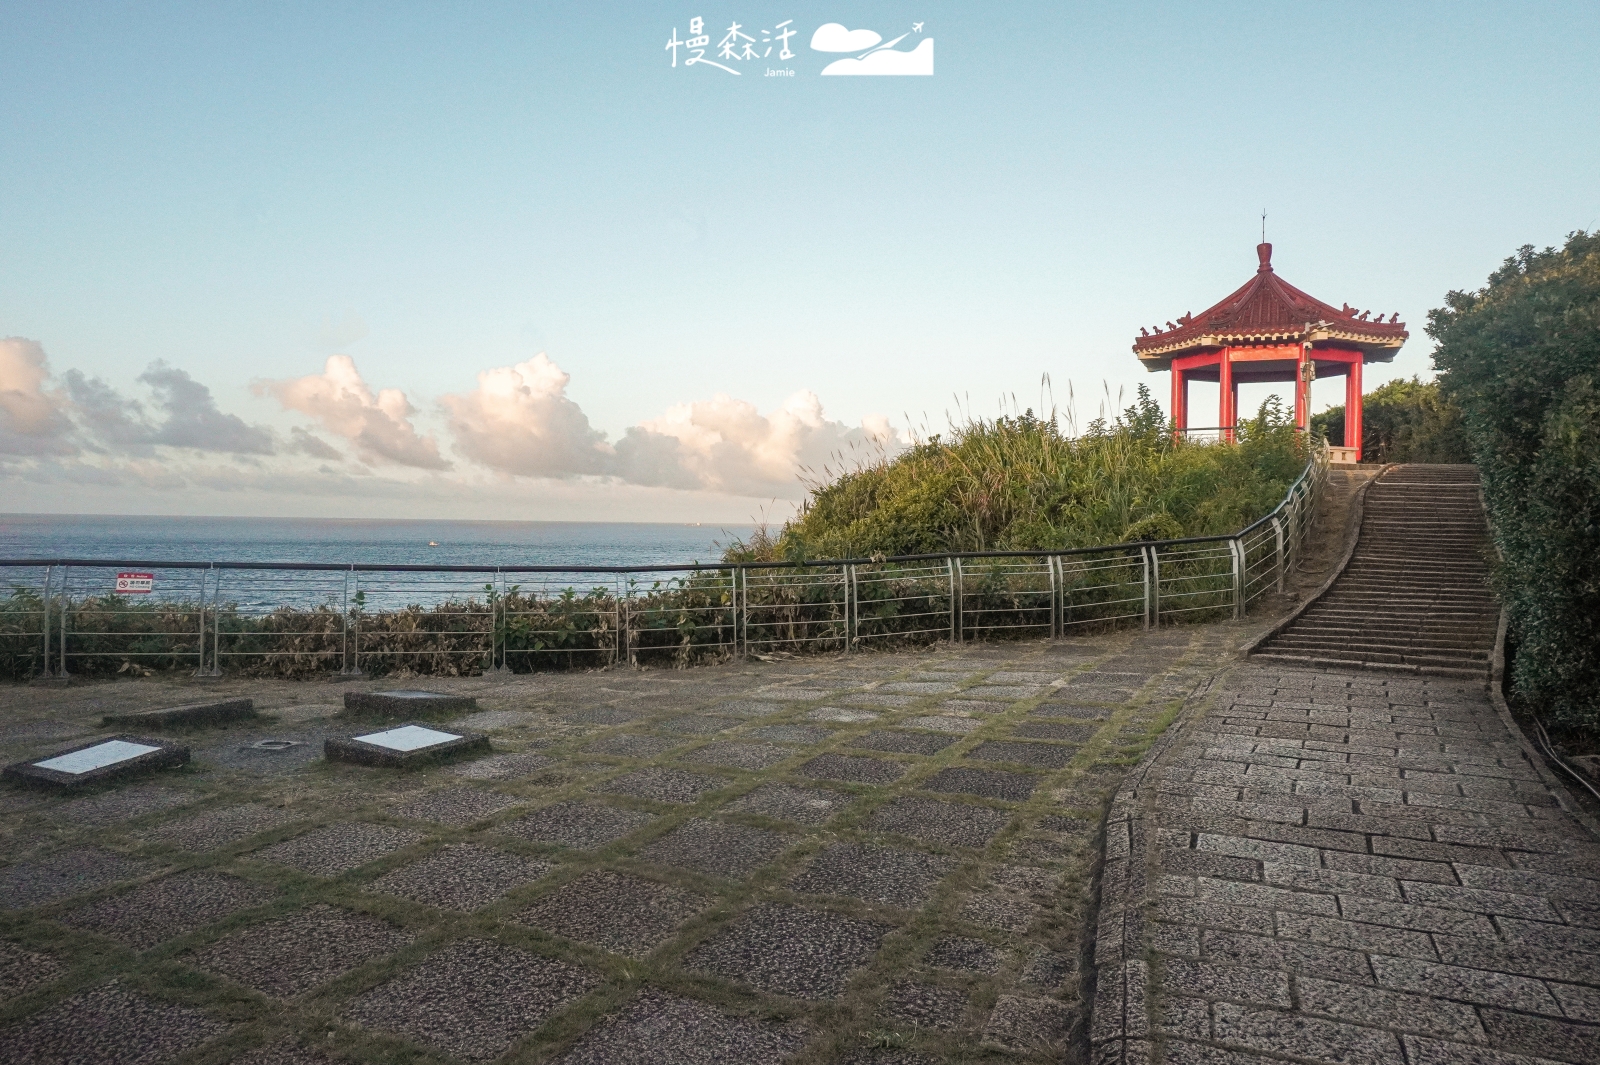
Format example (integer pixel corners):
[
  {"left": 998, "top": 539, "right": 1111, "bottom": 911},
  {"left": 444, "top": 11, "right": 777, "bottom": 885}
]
[{"left": 3, "top": 1, "right": 1597, "bottom": 521}]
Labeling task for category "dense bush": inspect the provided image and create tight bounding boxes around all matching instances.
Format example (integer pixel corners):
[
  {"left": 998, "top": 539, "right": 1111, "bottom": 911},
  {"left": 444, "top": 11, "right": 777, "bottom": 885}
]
[
  {"left": 1310, "top": 376, "right": 1471, "bottom": 464},
  {"left": 726, "top": 386, "right": 1306, "bottom": 562},
  {"left": 1429, "top": 231, "right": 1600, "bottom": 732}
]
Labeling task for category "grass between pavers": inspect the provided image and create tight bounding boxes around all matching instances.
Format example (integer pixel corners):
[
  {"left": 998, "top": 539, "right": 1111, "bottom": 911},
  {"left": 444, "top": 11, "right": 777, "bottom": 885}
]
[{"left": 0, "top": 626, "right": 1228, "bottom": 1064}]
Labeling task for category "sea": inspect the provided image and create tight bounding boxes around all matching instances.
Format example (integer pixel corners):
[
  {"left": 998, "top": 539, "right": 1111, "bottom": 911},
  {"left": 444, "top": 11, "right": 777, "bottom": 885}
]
[
  {"left": 0, "top": 514, "right": 752, "bottom": 569},
  {"left": 0, "top": 514, "right": 756, "bottom": 609}
]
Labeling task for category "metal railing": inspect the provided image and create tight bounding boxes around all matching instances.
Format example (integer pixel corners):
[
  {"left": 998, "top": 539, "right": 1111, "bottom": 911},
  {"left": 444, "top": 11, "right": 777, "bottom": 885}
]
[{"left": 0, "top": 447, "right": 1328, "bottom": 680}]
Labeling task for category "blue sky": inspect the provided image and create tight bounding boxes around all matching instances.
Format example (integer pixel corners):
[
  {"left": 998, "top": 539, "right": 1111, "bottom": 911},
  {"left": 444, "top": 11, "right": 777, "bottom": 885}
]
[{"left": 3, "top": 2, "right": 1596, "bottom": 519}]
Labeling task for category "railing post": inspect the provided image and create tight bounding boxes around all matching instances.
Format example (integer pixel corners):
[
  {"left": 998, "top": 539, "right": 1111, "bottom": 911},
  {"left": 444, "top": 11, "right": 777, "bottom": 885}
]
[
  {"left": 953, "top": 558, "right": 964, "bottom": 643},
  {"left": 1049, "top": 555, "right": 1060, "bottom": 639},
  {"left": 1272, "top": 516, "right": 1286, "bottom": 593},
  {"left": 947, "top": 558, "right": 957, "bottom": 643},
  {"left": 58, "top": 565, "right": 69, "bottom": 679},
  {"left": 39, "top": 564, "right": 52, "bottom": 678},
  {"left": 1150, "top": 545, "right": 1162, "bottom": 628},
  {"left": 212, "top": 566, "right": 222, "bottom": 676},
  {"left": 340, "top": 566, "right": 363, "bottom": 677},
  {"left": 193, "top": 568, "right": 207, "bottom": 677},
  {"left": 1230, "top": 537, "right": 1246, "bottom": 619},
  {"left": 845, "top": 564, "right": 856, "bottom": 652},
  {"left": 1141, "top": 547, "right": 1152, "bottom": 630}
]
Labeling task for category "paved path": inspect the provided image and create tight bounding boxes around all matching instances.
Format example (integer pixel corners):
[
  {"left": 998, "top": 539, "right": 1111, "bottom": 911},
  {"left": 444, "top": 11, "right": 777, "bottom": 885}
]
[
  {"left": 0, "top": 624, "right": 1236, "bottom": 1065},
  {"left": 1093, "top": 468, "right": 1600, "bottom": 1065}
]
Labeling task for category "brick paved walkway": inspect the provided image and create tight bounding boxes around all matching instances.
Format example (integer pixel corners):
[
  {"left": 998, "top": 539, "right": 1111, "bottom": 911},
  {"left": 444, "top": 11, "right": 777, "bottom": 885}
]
[{"left": 1092, "top": 660, "right": 1600, "bottom": 1065}]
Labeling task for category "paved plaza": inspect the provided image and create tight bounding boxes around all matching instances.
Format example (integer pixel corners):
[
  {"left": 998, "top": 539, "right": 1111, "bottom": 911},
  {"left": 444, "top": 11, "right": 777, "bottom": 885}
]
[{"left": 0, "top": 624, "right": 1237, "bottom": 1065}]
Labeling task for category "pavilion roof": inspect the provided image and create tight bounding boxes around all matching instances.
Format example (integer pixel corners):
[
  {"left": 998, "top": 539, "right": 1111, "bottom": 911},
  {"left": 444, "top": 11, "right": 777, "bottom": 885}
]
[{"left": 1132, "top": 244, "right": 1408, "bottom": 363}]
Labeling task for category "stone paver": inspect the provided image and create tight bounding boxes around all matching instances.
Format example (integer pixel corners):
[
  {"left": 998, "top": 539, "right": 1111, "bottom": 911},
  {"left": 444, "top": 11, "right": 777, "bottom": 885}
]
[
  {"left": 0, "top": 625, "right": 1218, "bottom": 1064},
  {"left": 1093, "top": 661, "right": 1600, "bottom": 1065}
]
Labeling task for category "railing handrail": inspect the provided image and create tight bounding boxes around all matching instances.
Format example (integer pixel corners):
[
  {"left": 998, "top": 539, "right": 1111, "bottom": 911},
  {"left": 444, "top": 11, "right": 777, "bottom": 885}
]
[{"left": 0, "top": 445, "right": 1326, "bottom": 576}]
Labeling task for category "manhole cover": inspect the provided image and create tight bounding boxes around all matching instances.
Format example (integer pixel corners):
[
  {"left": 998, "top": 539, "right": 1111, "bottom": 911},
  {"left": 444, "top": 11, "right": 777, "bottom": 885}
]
[{"left": 248, "top": 739, "right": 303, "bottom": 752}]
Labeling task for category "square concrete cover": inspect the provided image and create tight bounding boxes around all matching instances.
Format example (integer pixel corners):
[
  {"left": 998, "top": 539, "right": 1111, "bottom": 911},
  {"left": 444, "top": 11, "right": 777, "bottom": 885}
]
[
  {"left": 3, "top": 734, "right": 189, "bottom": 789},
  {"left": 325, "top": 723, "right": 489, "bottom": 768},
  {"left": 102, "top": 697, "right": 255, "bottom": 729},
  {"left": 342, "top": 690, "right": 477, "bottom": 717}
]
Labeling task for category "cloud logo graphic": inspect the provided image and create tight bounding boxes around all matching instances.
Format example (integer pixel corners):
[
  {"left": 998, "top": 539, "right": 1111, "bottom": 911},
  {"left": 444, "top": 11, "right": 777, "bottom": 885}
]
[
  {"left": 810, "top": 23, "right": 883, "bottom": 52},
  {"left": 821, "top": 37, "right": 934, "bottom": 76}
]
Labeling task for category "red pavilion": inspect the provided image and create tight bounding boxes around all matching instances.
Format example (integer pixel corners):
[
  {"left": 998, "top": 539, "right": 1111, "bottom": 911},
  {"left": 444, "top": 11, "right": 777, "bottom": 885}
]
[{"left": 1132, "top": 243, "right": 1407, "bottom": 462}]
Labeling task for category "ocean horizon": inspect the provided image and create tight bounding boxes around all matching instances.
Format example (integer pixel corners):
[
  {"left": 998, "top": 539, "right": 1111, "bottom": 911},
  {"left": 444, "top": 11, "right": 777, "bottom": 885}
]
[{"left": 0, "top": 513, "right": 756, "bottom": 570}]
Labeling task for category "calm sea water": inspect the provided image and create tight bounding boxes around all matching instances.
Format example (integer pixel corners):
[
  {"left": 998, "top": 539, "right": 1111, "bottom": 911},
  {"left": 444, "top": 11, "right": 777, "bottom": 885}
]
[{"left": 0, "top": 514, "right": 753, "bottom": 569}]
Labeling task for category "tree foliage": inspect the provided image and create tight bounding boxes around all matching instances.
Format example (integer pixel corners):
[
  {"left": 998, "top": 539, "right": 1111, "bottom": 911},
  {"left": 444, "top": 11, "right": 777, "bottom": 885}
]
[
  {"left": 1310, "top": 376, "right": 1471, "bottom": 464},
  {"left": 1429, "top": 231, "right": 1600, "bottom": 732},
  {"left": 726, "top": 385, "right": 1306, "bottom": 562}
]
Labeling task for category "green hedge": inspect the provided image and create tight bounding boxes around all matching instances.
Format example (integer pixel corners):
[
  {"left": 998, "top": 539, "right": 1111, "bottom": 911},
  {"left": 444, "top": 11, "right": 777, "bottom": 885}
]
[
  {"left": 1310, "top": 377, "right": 1471, "bottom": 464},
  {"left": 1429, "top": 231, "right": 1600, "bottom": 732}
]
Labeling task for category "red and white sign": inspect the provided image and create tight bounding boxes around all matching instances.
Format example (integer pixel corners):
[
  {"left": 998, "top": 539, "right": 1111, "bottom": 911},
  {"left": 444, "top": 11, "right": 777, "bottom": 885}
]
[{"left": 115, "top": 572, "right": 154, "bottom": 594}]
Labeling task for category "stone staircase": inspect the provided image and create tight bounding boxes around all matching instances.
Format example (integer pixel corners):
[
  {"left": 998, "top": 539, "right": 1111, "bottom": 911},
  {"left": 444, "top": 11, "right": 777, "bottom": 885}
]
[{"left": 1252, "top": 463, "right": 1498, "bottom": 678}]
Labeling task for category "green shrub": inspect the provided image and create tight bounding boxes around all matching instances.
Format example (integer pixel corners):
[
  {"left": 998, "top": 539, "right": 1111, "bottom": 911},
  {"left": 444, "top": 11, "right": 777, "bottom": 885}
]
[
  {"left": 1310, "top": 376, "right": 1471, "bottom": 463},
  {"left": 726, "top": 385, "right": 1306, "bottom": 561},
  {"left": 1429, "top": 231, "right": 1600, "bottom": 732}
]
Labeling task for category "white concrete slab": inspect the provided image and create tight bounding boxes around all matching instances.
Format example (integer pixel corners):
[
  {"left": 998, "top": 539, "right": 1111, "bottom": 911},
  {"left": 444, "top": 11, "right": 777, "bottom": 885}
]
[
  {"left": 34, "top": 739, "right": 161, "bottom": 775},
  {"left": 354, "top": 725, "right": 462, "bottom": 752}
]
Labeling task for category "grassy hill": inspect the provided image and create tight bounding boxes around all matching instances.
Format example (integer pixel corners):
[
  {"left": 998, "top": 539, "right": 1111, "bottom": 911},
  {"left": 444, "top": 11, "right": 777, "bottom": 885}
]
[{"left": 727, "top": 386, "right": 1307, "bottom": 563}]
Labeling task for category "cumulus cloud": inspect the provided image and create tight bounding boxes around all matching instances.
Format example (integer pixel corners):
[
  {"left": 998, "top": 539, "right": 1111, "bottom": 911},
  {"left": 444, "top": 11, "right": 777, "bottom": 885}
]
[
  {"left": 810, "top": 23, "right": 882, "bottom": 51},
  {"left": 0, "top": 337, "right": 75, "bottom": 456},
  {"left": 139, "top": 362, "right": 274, "bottom": 453},
  {"left": 615, "top": 389, "right": 891, "bottom": 498},
  {"left": 438, "top": 353, "right": 609, "bottom": 478},
  {"left": 61, "top": 361, "right": 273, "bottom": 456},
  {"left": 437, "top": 352, "right": 899, "bottom": 498},
  {"left": 256, "top": 355, "right": 449, "bottom": 469},
  {"left": 287, "top": 426, "right": 343, "bottom": 461}
]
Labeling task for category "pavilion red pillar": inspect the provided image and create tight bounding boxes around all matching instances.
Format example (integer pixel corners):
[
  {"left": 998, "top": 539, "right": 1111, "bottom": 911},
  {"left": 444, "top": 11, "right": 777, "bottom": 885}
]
[
  {"left": 1293, "top": 345, "right": 1309, "bottom": 432},
  {"left": 1171, "top": 365, "right": 1187, "bottom": 438},
  {"left": 1345, "top": 358, "right": 1364, "bottom": 460},
  {"left": 1219, "top": 349, "right": 1235, "bottom": 441}
]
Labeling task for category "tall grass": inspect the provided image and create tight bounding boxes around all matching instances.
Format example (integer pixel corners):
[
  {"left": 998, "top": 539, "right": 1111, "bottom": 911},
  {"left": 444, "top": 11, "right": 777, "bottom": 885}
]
[{"left": 725, "top": 385, "right": 1306, "bottom": 563}]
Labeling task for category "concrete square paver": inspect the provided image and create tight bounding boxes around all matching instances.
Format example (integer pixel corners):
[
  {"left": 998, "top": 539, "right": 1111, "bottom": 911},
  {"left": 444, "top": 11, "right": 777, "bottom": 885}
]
[
  {"left": 553, "top": 987, "right": 809, "bottom": 1065},
  {"left": 787, "top": 843, "right": 955, "bottom": 908},
  {"left": 0, "top": 984, "right": 229, "bottom": 1065},
  {"left": 502, "top": 800, "right": 655, "bottom": 849},
  {"left": 346, "top": 938, "right": 598, "bottom": 1061},
  {"left": 517, "top": 870, "right": 710, "bottom": 957},
  {"left": 369, "top": 843, "right": 551, "bottom": 910},
  {"left": 62, "top": 870, "right": 275, "bottom": 949},
  {"left": 683, "top": 902, "right": 891, "bottom": 1000},
  {"left": 253, "top": 822, "right": 425, "bottom": 875},
  {"left": 638, "top": 818, "right": 796, "bottom": 879},
  {"left": 191, "top": 903, "right": 413, "bottom": 998}
]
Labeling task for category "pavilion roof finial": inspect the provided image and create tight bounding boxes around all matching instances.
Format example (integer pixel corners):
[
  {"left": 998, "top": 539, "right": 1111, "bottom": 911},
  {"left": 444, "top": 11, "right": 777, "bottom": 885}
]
[{"left": 1257, "top": 241, "right": 1273, "bottom": 273}]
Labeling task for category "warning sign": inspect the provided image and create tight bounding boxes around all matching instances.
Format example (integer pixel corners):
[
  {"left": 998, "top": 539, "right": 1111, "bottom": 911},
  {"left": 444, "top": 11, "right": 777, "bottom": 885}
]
[{"left": 115, "top": 572, "right": 154, "bottom": 594}]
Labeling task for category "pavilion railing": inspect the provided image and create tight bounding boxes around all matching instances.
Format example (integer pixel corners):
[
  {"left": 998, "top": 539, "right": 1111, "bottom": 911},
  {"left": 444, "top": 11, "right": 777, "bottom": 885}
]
[{"left": 0, "top": 447, "right": 1328, "bottom": 681}]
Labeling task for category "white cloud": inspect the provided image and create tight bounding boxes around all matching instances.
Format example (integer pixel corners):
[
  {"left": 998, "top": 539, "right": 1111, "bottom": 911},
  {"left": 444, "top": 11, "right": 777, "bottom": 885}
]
[
  {"left": 255, "top": 355, "right": 449, "bottom": 469},
  {"left": 616, "top": 389, "right": 892, "bottom": 499},
  {"left": 810, "top": 23, "right": 882, "bottom": 52},
  {"left": 0, "top": 337, "right": 75, "bottom": 456},
  {"left": 438, "top": 353, "right": 609, "bottom": 478},
  {"left": 435, "top": 353, "right": 899, "bottom": 499},
  {"left": 821, "top": 38, "right": 934, "bottom": 75}
]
